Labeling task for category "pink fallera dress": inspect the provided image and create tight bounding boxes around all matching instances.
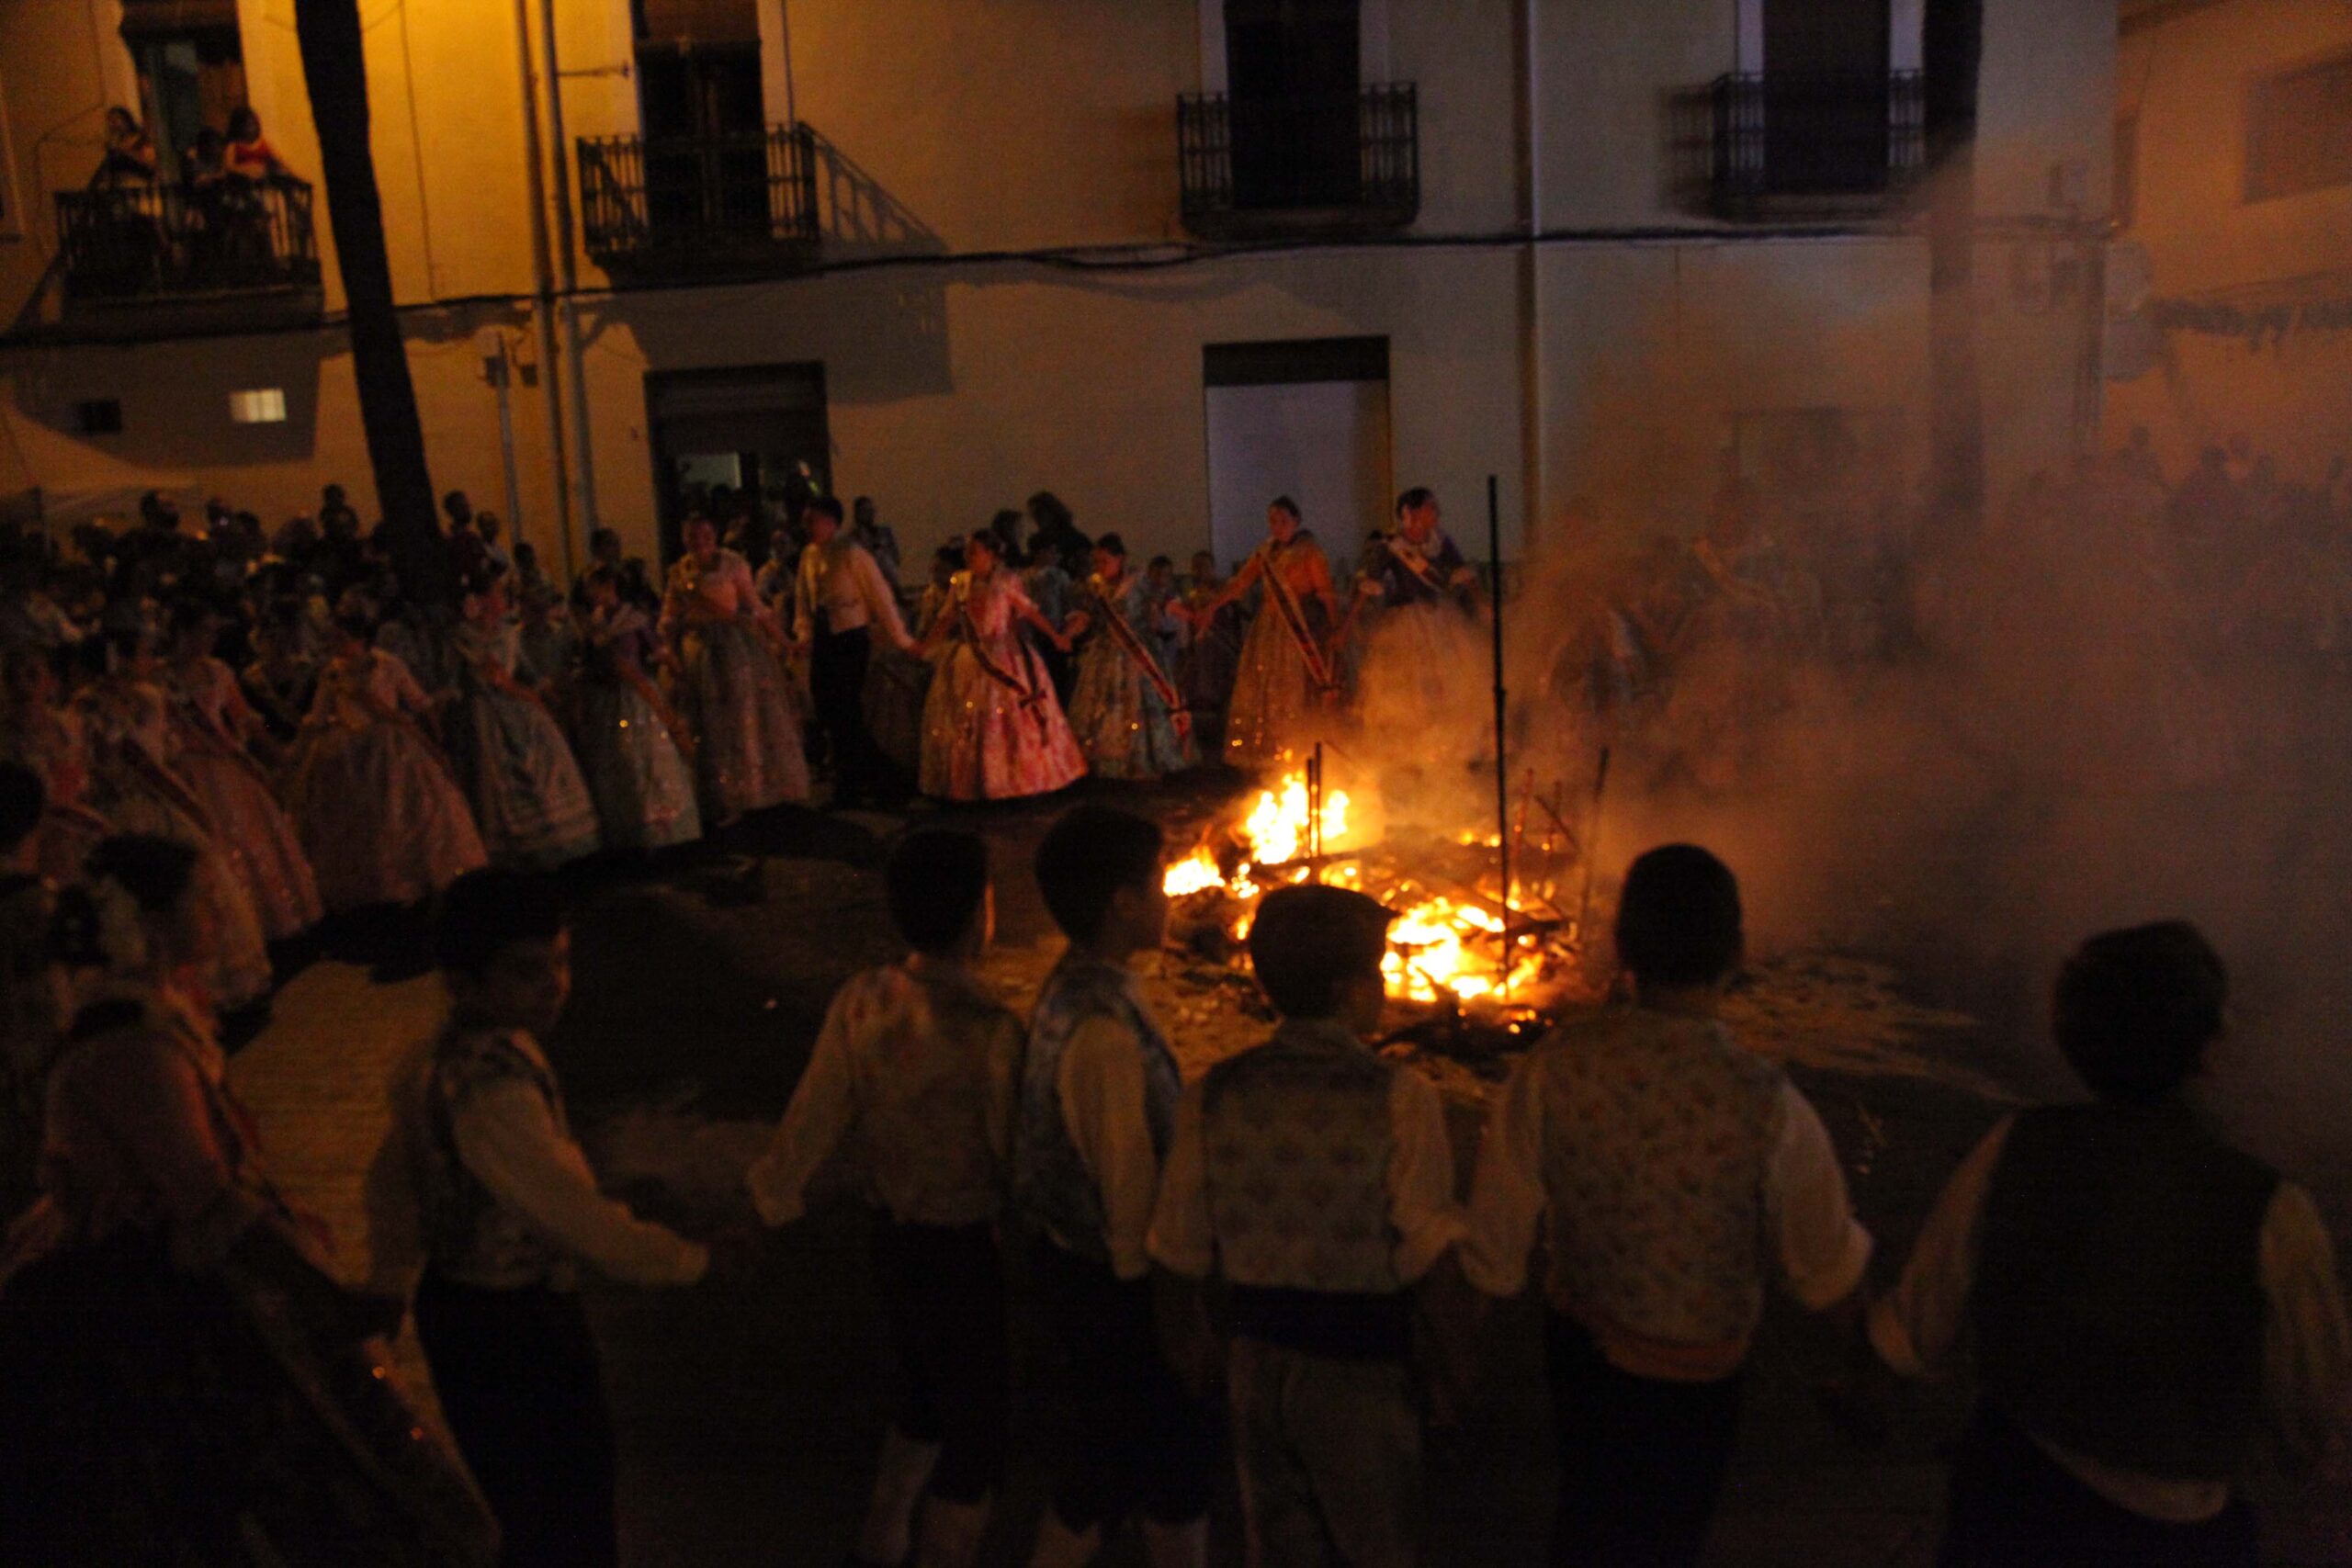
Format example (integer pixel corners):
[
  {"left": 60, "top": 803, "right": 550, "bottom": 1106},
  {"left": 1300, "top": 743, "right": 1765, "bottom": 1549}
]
[
  {"left": 663, "top": 549, "right": 808, "bottom": 822},
  {"left": 918, "top": 570, "right": 1087, "bottom": 802},
  {"left": 0, "top": 703, "right": 109, "bottom": 885},
  {"left": 74, "top": 679, "right": 272, "bottom": 1010},
  {"left": 165, "top": 656, "right": 322, "bottom": 942},
  {"left": 295, "top": 649, "right": 488, "bottom": 911}
]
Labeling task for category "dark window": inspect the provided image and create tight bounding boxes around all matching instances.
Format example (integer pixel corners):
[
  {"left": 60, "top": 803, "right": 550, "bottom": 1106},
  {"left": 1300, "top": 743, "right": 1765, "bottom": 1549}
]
[
  {"left": 1224, "top": 0, "right": 1362, "bottom": 209},
  {"left": 2246, "top": 53, "right": 2352, "bottom": 203},
  {"left": 2114, "top": 116, "right": 2138, "bottom": 228},
  {"left": 74, "top": 399, "right": 123, "bottom": 435}
]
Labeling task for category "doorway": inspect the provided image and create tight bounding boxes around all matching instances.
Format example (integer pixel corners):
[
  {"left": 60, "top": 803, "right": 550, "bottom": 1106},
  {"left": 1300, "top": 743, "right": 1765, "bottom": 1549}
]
[
  {"left": 645, "top": 362, "right": 831, "bottom": 564},
  {"left": 1203, "top": 336, "right": 1391, "bottom": 574}
]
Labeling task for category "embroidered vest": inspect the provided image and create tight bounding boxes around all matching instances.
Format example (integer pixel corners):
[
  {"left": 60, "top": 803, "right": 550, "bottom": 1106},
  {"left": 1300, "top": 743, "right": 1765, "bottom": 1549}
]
[
  {"left": 1201, "top": 1023, "right": 1399, "bottom": 1296},
  {"left": 1974, "top": 1103, "right": 2278, "bottom": 1481},
  {"left": 1014, "top": 954, "right": 1179, "bottom": 1262},
  {"left": 422, "top": 1027, "right": 571, "bottom": 1288},
  {"left": 1532, "top": 1010, "right": 1785, "bottom": 1348}
]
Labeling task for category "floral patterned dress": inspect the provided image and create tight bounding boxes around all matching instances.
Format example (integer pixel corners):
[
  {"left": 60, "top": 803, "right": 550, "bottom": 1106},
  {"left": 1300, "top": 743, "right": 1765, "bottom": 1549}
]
[
  {"left": 566, "top": 604, "right": 701, "bottom": 852},
  {"left": 918, "top": 569, "right": 1087, "bottom": 801},
  {"left": 294, "top": 650, "right": 487, "bottom": 911},
  {"left": 0, "top": 982, "right": 497, "bottom": 1564},
  {"left": 1223, "top": 533, "right": 1340, "bottom": 771},
  {"left": 74, "top": 679, "right": 272, "bottom": 1010},
  {"left": 165, "top": 656, "right": 322, "bottom": 942},
  {"left": 0, "top": 699, "right": 109, "bottom": 885},
  {"left": 1066, "top": 571, "right": 1194, "bottom": 781},
  {"left": 663, "top": 548, "right": 808, "bottom": 823},
  {"left": 443, "top": 620, "right": 601, "bottom": 869}
]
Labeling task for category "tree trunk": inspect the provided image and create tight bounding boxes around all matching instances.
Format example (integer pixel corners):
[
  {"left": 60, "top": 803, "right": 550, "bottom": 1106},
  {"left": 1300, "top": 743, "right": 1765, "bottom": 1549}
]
[
  {"left": 1922, "top": 0, "right": 1985, "bottom": 548},
  {"left": 293, "top": 0, "right": 450, "bottom": 607}
]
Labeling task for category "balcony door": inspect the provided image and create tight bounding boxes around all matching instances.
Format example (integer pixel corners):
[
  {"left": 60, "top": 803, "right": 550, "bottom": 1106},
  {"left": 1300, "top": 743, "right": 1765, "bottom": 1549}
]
[
  {"left": 1761, "top": 0, "right": 1892, "bottom": 194},
  {"left": 635, "top": 0, "right": 768, "bottom": 242},
  {"left": 1224, "top": 0, "right": 1362, "bottom": 210},
  {"left": 119, "top": 0, "right": 246, "bottom": 182}
]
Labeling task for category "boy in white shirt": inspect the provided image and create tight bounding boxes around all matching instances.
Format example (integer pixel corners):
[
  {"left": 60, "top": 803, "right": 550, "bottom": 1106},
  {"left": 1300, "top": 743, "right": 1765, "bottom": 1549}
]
[
  {"left": 373, "top": 869, "right": 708, "bottom": 1568},
  {"left": 746, "top": 829, "right": 1023, "bottom": 1568}
]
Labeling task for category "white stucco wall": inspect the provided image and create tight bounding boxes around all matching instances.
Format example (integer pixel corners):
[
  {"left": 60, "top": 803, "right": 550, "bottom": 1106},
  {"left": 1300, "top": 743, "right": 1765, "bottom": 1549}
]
[{"left": 0, "top": 0, "right": 2122, "bottom": 575}]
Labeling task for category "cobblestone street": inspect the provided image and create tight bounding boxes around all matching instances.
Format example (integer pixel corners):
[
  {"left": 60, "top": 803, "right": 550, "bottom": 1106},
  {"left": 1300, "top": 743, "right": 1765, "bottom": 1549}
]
[{"left": 225, "top": 792, "right": 2351, "bottom": 1567}]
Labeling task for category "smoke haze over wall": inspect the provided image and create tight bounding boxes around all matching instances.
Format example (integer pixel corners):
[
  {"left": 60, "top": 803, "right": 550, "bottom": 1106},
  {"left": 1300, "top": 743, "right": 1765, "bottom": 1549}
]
[{"left": 1369, "top": 254, "right": 2352, "bottom": 1196}]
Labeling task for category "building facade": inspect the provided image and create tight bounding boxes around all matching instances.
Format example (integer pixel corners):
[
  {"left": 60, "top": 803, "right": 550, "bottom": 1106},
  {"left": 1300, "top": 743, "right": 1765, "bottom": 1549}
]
[
  {"left": 2107, "top": 0, "right": 2352, "bottom": 484},
  {"left": 0, "top": 0, "right": 2115, "bottom": 578}
]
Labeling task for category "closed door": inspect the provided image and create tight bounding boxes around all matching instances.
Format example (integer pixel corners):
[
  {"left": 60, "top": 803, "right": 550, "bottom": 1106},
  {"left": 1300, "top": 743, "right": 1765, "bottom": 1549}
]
[{"left": 1204, "top": 378, "right": 1391, "bottom": 574}]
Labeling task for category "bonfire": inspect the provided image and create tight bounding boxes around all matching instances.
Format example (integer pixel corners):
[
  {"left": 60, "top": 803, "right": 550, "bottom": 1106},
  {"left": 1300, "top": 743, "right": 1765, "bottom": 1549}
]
[{"left": 1162, "top": 759, "right": 1597, "bottom": 1039}]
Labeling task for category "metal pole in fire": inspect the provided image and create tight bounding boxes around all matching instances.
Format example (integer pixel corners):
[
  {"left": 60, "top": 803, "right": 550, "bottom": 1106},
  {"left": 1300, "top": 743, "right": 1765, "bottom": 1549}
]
[
  {"left": 1487, "top": 474, "right": 1511, "bottom": 987},
  {"left": 1308, "top": 742, "right": 1324, "bottom": 874}
]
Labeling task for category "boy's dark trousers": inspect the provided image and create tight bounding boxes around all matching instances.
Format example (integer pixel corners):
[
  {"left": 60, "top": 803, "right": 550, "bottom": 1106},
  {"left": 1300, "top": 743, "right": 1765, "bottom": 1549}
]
[
  {"left": 1545, "top": 1311, "right": 1742, "bottom": 1568},
  {"left": 873, "top": 1217, "right": 1010, "bottom": 1502},
  {"left": 1031, "top": 1238, "right": 1221, "bottom": 1533},
  {"left": 413, "top": 1271, "right": 617, "bottom": 1568},
  {"left": 811, "top": 621, "right": 884, "bottom": 800}
]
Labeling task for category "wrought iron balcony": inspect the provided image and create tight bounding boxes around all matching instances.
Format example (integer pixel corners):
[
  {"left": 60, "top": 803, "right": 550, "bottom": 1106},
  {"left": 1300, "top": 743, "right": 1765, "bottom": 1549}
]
[
  {"left": 578, "top": 124, "right": 820, "bottom": 276},
  {"left": 54, "top": 178, "right": 322, "bottom": 306},
  {"left": 1706, "top": 70, "right": 1925, "bottom": 217},
  {"left": 1178, "top": 84, "right": 1419, "bottom": 237}
]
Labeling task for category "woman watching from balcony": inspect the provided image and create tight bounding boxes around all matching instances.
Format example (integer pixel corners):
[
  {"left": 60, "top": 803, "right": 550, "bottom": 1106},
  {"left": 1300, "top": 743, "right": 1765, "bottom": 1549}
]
[
  {"left": 91, "top": 107, "right": 157, "bottom": 189},
  {"left": 224, "top": 107, "right": 292, "bottom": 184}
]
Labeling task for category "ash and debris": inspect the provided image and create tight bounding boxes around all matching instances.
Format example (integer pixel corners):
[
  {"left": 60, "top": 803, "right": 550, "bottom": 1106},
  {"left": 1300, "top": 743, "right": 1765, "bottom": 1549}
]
[{"left": 978, "top": 935, "right": 1996, "bottom": 1114}]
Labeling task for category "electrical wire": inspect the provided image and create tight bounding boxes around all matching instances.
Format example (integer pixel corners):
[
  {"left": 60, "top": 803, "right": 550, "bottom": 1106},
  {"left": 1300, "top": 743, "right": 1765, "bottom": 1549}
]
[{"left": 6, "top": 211, "right": 2109, "bottom": 351}]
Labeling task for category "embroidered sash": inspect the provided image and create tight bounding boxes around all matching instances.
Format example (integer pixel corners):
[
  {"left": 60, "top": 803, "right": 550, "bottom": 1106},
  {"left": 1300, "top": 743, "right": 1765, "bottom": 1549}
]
[{"left": 1086, "top": 577, "right": 1186, "bottom": 717}]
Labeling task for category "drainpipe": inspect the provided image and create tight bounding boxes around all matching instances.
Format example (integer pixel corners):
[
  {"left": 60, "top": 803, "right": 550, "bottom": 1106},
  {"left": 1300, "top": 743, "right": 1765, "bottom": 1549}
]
[
  {"left": 512, "top": 0, "right": 573, "bottom": 579},
  {"left": 779, "top": 0, "right": 798, "bottom": 128},
  {"left": 1517, "top": 0, "right": 1547, "bottom": 552},
  {"left": 538, "top": 0, "right": 599, "bottom": 566}
]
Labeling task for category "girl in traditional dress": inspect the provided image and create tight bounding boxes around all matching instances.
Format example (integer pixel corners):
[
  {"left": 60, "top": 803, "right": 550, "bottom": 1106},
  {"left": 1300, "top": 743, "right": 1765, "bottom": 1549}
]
[
  {"left": 443, "top": 573, "right": 601, "bottom": 870},
  {"left": 1352, "top": 487, "right": 1487, "bottom": 757},
  {"left": 162, "top": 601, "right": 322, "bottom": 943},
  {"left": 0, "top": 833, "right": 497, "bottom": 1566},
  {"left": 1178, "top": 549, "right": 1242, "bottom": 755},
  {"left": 916, "top": 530, "right": 1087, "bottom": 802},
  {"left": 74, "top": 628, "right": 272, "bottom": 1011},
  {"left": 568, "top": 566, "right": 702, "bottom": 852},
  {"left": 293, "top": 613, "right": 487, "bottom": 912},
  {"left": 662, "top": 515, "right": 808, "bottom": 826},
  {"left": 865, "top": 543, "right": 963, "bottom": 782},
  {"left": 1062, "top": 533, "right": 1194, "bottom": 781},
  {"left": 239, "top": 602, "right": 317, "bottom": 745},
  {"left": 0, "top": 645, "right": 108, "bottom": 883},
  {"left": 1190, "top": 496, "right": 1341, "bottom": 771}
]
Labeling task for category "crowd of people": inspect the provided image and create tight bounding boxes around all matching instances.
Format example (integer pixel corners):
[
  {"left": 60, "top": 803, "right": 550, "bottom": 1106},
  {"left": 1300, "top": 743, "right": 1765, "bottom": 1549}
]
[
  {"left": 0, "top": 476, "right": 1498, "bottom": 942},
  {"left": 0, "top": 789, "right": 2343, "bottom": 1567},
  {"left": 1, "top": 445, "right": 2349, "bottom": 1568}
]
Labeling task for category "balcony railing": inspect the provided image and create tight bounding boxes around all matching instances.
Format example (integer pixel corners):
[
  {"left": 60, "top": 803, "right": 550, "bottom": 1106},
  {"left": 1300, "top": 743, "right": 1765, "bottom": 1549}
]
[
  {"left": 1178, "top": 84, "right": 1419, "bottom": 236},
  {"left": 1708, "top": 70, "right": 1925, "bottom": 216},
  {"left": 54, "top": 178, "right": 321, "bottom": 304},
  {"left": 579, "top": 124, "right": 820, "bottom": 274}
]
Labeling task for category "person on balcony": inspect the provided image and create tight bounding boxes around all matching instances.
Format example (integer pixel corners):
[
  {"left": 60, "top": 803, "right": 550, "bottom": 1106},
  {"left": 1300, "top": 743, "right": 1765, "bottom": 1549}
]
[
  {"left": 90, "top": 107, "right": 157, "bottom": 189},
  {"left": 224, "top": 107, "right": 293, "bottom": 184}
]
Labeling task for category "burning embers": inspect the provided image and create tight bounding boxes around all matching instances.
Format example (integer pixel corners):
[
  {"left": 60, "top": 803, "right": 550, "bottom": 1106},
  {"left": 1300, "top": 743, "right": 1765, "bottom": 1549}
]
[{"left": 1163, "top": 762, "right": 1585, "bottom": 1011}]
